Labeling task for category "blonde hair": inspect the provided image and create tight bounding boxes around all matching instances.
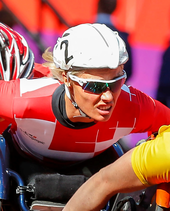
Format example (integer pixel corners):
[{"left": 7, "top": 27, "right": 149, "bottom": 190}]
[
  {"left": 42, "top": 47, "right": 64, "bottom": 82},
  {"left": 42, "top": 47, "right": 84, "bottom": 82}
]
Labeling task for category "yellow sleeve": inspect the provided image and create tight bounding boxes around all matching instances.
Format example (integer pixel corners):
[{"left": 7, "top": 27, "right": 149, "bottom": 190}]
[{"left": 131, "top": 125, "right": 170, "bottom": 186}]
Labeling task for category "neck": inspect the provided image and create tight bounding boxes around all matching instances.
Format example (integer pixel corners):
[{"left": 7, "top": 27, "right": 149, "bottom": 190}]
[{"left": 65, "top": 94, "right": 94, "bottom": 123}]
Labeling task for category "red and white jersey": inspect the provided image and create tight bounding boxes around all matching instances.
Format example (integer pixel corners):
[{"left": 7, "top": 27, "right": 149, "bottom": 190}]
[
  {"left": 0, "top": 63, "right": 51, "bottom": 134},
  {"left": 0, "top": 77, "right": 170, "bottom": 162}
]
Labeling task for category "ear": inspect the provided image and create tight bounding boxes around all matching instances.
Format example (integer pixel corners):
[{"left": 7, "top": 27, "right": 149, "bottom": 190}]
[{"left": 62, "top": 71, "right": 71, "bottom": 87}]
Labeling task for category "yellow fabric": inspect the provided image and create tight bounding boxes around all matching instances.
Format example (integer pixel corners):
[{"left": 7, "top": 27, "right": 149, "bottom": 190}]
[{"left": 131, "top": 125, "right": 170, "bottom": 186}]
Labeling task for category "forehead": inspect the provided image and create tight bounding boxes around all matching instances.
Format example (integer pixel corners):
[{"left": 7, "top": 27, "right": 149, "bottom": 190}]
[{"left": 75, "top": 67, "right": 120, "bottom": 78}]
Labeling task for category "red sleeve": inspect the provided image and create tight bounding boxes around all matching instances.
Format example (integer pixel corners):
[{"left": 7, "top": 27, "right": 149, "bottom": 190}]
[
  {"left": 0, "top": 79, "right": 20, "bottom": 119},
  {"left": 148, "top": 99, "right": 170, "bottom": 133},
  {"left": 132, "top": 87, "right": 170, "bottom": 134},
  {"left": 33, "top": 63, "right": 52, "bottom": 78}
]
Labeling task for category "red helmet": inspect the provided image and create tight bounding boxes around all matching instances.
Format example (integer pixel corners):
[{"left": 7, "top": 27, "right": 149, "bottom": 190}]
[{"left": 0, "top": 22, "right": 34, "bottom": 81}]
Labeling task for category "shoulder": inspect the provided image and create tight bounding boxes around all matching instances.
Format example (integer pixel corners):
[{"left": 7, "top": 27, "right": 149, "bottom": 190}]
[
  {"left": 119, "top": 84, "right": 154, "bottom": 104},
  {"left": 120, "top": 84, "right": 137, "bottom": 100},
  {"left": 19, "top": 78, "right": 61, "bottom": 96},
  {"left": 114, "top": 85, "right": 139, "bottom": 112}
]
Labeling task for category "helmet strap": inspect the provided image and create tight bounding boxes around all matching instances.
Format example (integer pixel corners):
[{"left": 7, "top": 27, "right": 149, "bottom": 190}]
[{"left": 65, "top": 84, "right": 89, "bottom": 118}]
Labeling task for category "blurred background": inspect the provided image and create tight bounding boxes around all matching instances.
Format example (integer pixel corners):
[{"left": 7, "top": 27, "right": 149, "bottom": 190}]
[{"left": 1, "top": 0, "right": 170, "bottom": 147}]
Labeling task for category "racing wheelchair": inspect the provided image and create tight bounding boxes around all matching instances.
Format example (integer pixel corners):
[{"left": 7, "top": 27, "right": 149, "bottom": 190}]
[
  {"left": 0, "top": 130, "right": 162, "bottom": 211},
  {"left": 0, "top": 130, "right": 127, "bottom": 211}
]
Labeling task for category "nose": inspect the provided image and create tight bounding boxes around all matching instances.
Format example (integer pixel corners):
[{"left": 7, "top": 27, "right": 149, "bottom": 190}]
[{"left": 100, "top": 89, "right": 114, "bottom": 102}]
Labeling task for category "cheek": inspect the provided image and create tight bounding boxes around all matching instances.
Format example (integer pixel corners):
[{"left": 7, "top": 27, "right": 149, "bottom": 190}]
[
  {"left": 114, "top": 89, "right": 122, "bottom": 101},
  {"left": 110, "top": 91, "right": 121, "bottom": 109}
]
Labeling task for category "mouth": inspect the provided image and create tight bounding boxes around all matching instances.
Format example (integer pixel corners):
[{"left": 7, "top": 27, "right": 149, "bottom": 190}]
[
  {"left": 97, "top": 104, "right": 113, "bottom": 113},
  {"left": 98, "top": 105, "right": 112, "bottom": 111}
]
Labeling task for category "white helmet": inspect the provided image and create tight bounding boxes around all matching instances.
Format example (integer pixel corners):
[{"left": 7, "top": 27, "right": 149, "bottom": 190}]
[
  {"left": 53, "top": 23, "right": 128, "bottom": 70},
  {"left": 0, "top": 22, "right": 34, "bottom": 81}
]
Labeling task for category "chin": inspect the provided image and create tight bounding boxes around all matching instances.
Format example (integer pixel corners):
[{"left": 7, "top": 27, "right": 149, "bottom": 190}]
[{"left": 94, "top": 115, "right": 111, "bottom": 122}]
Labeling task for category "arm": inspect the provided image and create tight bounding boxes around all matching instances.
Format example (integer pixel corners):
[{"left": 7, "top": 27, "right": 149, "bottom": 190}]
[
  {"left": 0, "top": 79, "right": 19, "bottom": 119},
  {"left": 63, "top": 125, "right": 170, "bottom": 211},
  {"left": 131, "top": 86, "right": 170, "bottom": 133},
  {"left": 63, "top": 149, "right": 146, "bottom": 211},
  {"left": 150, "top": 99, "right": 170, "bottom": 130}
]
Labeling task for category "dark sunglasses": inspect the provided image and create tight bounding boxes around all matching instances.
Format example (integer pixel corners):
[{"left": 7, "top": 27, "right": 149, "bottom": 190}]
[{"left": 68, "top": 70, "right": 127, "bottom": 94}]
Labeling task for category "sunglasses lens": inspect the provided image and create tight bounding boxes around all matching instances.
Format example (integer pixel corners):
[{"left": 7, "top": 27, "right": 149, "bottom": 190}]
[
  {"left": 109, "top": 78, "right": 125, "bottom": 93},
  {"left": 83, "top": 82, "right": 108, "bottom": 94},
  {"left": 82, "top": 78, "right": 125, "bottom": 94}
]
